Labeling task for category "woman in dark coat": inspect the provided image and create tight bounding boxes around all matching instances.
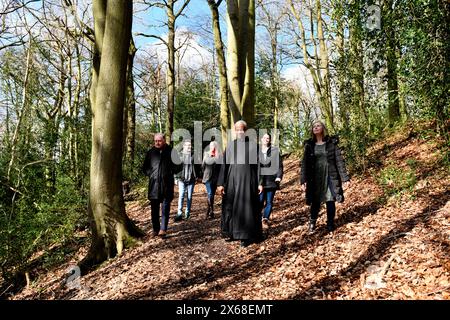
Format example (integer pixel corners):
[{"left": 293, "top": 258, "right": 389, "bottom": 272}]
[
  {"left": 300, "top": 121, "right": 350, "bottom": 233},
  {"left": 217, "top": 120, "right": 263, "bottom": 247}
]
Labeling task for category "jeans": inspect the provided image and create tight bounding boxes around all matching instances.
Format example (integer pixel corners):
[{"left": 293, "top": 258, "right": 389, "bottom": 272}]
[
  {"left": 150, "top": 198, "right": 171, "bottom": 232},
  {"left": 259, "top": 189, "right": 276, "bottom": 220},
  {"left": 204, "top": 180, "right": 217, "bottom": 203},
  {"left": 310, "top": 201, "right": 336, "bottom": 225},
  {"left": 177, "top": 180, "right": 195, "bottom": 216}
]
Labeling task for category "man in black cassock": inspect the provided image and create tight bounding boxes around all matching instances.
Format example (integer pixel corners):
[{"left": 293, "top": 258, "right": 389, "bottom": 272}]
[{"left": 217, "top": 120, "right": 263, "bottom": 248}]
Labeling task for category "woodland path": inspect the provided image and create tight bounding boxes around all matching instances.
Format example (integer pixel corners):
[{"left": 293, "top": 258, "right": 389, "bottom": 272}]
[{"left": 14, "top": 129, "right": 450, "bottom": 300}]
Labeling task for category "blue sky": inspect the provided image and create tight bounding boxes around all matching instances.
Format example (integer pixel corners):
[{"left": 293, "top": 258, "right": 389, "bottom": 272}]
[{"left": 133, "top": 0, "right": 215, "bottom": 50}]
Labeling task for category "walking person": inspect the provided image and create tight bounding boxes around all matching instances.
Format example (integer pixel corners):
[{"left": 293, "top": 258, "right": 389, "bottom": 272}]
[
  {"left": 217, "top": 120, "right": 264, "bottom": 248},
  {"left": 142, "top": 133, "right": 181, "bottom": 237},
  {"left": 174, "top": 140, "right": 201, "bottom": 221},
  {"left": 300, "top": 121, "right": 350, "bottom": 233},
  {"left": 202, "top": 141, "right": 222, "bottom": 219},
  {"left": 259, "top": 133, "right": 283, "bottom": 228}
]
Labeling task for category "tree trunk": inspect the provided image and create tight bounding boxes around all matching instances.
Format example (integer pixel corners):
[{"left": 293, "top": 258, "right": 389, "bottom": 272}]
[
  {"left": 241, "top": 0, "right": 255, "bottom": 128},
  {"left": 383, "top": 0, "right": 400, "bottom": 126},
  {"left": 349, "top": 0, "right": 366, "bottom": 124},
  {"left": 82, "top": 0, "right": 143, "bottom": 272},
  {"left": 269, "top": 24, "right": 279, "bottom": 142},
  {"left": 7, "top": 37, "right": 32, "bottom": 182},
  {"left": 43, "top": 53, "right": 66, "bottom": 192},
  {"left": 226, "top": 0, "right": 255, "bottom": 127},
  {"left": 165, "top": 1, "right": 176, "bottom": 143},
  {"left": 289, "top": 0, "right": 332, "bottom": 129},
  {"left": 259, "top": 0, "right": 283, "bottom": 143},
  {"left": 334, "top": 4, "right": 348, "bottom": 130},
  {"left": 73, "top": 42, "right": 82, "bottom": 187},
  {"left": 316, "top": 0, "right": 334, "bottom": 130},
  {"left": 125, "top": 38, "right": 137, "bottom": 167},
  {"left": 226, "top": 0, "right": 242, "bottom": 125},
  {"left": 207, "top": 0, "right": 230, "bottom": 149},
  {"left": 435, "top": 0, "right": 450, "bottom": 137},
  {"left": 157, "top": 65, "right": 164, "bottom": 133},
  {"left": 386, "top": 41, "right": 400, "bottom": 125}
]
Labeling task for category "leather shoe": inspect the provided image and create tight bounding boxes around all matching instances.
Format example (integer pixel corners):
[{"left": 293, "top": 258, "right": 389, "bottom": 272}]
[{"left": 158, "top": 230, "right": 167, "bottom": 238}]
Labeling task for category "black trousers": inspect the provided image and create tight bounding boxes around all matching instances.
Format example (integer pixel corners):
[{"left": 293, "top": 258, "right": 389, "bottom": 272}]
[{"left": 310, "top": 201, "right": 336, "bottom": 224}]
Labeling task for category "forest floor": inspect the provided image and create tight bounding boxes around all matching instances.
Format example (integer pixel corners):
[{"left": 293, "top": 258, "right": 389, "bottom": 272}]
[{"left": 12, "top": 124, "right": 450, "bottom": 300}]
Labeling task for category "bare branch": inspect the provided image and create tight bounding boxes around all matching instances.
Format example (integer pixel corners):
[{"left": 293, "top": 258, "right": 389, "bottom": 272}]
[
  {"left": 175, "top": 0, "right": 190, "bottom": 19},
  {"left": 135, "top": 32, "right": 168, "bottom": 47},
  {"left": 0, "top": 0, "right": 40, "bottom": 15}
]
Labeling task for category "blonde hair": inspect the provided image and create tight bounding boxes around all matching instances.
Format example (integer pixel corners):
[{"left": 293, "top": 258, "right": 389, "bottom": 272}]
[{"left": 310, "top": 120, "right": 328, "bottom": 140}]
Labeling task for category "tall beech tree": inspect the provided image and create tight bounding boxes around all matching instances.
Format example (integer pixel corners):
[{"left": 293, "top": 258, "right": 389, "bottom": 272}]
[
  {"left": 82, "top": 0, "right": 143, "bottom": 271},
  {"left": 226, "top": 0, "right": 256, "bottom": 128}
]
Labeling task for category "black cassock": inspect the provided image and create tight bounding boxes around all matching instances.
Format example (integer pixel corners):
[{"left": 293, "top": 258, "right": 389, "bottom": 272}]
[{"left": 217, "top": 136, "right": 262, "bottom": 241}]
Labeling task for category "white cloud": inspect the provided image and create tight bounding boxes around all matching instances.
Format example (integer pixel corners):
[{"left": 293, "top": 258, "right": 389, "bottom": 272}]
[{"left": 138, "top": 27, "right": 213, "bottom": 71}]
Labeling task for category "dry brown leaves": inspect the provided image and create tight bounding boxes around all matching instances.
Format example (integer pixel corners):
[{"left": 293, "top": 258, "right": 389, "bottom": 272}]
[{"left": 12, "top": 131, "right": 450, "bottom": 300}]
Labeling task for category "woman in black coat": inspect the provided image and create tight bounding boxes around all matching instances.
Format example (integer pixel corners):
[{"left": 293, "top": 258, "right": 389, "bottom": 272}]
[{"left": 300, "top": 121, "right": 350, "bottom": 233}]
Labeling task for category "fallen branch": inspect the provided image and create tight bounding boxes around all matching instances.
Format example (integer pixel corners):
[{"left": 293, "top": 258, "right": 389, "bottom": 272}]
[
  {"left": 379, "top": 252, "right": 398, "bottom": 279},
  {"left": 426, "top": 285, "right": 450, "bottom": 296},
  {"left": 0, "top": 284, "right": 13, "bottom": 297}
]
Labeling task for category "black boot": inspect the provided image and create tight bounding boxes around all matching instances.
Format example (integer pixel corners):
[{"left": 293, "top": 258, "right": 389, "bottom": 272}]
[
  {"left": 326, "top": 201, "right": 336, "bottom": 232},
  {"left": 209, "top": 199, "right": 215, "bottom": 219},
  {"left": 206, "top": 198, "right": 211, "bottom": 219},
  {"left": 327, "top": 221, "right": 335, "bottom": 232},
  {"left": 308, "top": 219, "right": 316, "bottom": 233}
]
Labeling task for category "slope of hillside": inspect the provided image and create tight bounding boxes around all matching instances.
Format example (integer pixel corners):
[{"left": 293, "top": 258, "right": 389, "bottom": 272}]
[{"left": 12, "top": 126, "right": 450, "bottom": 300}]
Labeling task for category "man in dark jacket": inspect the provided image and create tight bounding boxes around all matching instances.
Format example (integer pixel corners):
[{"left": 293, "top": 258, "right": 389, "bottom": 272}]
[
  {"left": 142, "top": 133, "right": 181, "bottom": 237},
  {"left": 259, "top": 133, "right": 283, "bottom": 228}
]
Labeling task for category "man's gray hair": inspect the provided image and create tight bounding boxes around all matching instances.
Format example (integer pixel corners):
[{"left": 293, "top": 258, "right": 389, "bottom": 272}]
[
  {"left": 154, "top": 133, "right": 165, "bottom": 140},
  {"left": 234, "top": 120, "right": 247, "bottom": 129}
]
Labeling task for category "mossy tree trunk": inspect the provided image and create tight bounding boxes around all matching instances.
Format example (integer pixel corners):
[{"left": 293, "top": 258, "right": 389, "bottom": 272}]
[
  {"left": 208, "top": 0, "right": 230, "bottom": 149},
  {"left": 81, "top": 0, "right": 143, "bottom": 272}
]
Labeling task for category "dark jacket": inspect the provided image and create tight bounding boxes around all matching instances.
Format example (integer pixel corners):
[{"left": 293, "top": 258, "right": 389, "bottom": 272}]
[
  {"left": 259, "top": 145, "right": 283, "bottom": 189},
  {"left": 142, "top": 144, "right": 181, "bottom": 201},
  {"left": 300, "top": 136, "right": 349, "bottom": 205},
  {"left": 175, "top": 153, "right": 202, "bottom": 183}
]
